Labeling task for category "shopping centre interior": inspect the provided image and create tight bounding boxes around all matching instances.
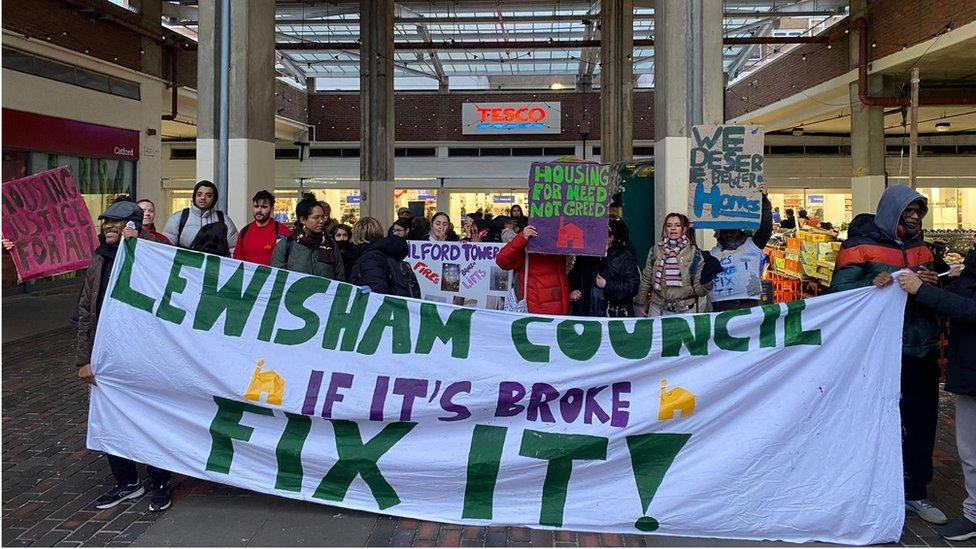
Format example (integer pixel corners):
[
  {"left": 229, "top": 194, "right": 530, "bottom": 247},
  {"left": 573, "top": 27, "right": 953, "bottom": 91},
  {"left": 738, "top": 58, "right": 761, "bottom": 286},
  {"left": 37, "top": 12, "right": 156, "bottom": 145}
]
[{"left": 3, "top": 0, "right": 976, "bottom": 288}]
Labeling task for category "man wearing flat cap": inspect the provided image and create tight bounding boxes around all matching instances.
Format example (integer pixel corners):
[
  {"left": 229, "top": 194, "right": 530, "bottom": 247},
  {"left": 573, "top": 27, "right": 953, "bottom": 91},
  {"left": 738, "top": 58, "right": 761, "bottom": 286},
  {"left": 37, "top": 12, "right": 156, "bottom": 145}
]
[{"left": 76, "top": 199, "right": 174, "bottom": 513}]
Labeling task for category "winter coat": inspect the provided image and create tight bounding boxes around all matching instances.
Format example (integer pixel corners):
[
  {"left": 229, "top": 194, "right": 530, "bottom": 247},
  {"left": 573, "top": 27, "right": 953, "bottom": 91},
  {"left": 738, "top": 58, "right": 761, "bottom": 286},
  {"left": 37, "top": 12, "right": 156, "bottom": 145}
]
[
  {"left": 636, "top": 243, "right": 712, "bottom": 311},
  {"left": 568, "top": 247, "right": 641, "bottom": 317},
  {"left": 270, "top": 237, "right": 345, "bottom": 281},
  {"left": 829, "top": 185, "right": 937, "bottom": 357},
  {"left": 913, "top": 251, "right": 976, "bottom": 395},
  {"left": 162, "top": 204, "right": 239, "bottom": 249},
  {"left": 495, "top": 232, "right": 571, "bottom": 315},
  {"left": 349, "top": 236, "right": 421, "bottom": 298},
  {"left": 76, "top": 231, "right": 156, "bottom": 366}
]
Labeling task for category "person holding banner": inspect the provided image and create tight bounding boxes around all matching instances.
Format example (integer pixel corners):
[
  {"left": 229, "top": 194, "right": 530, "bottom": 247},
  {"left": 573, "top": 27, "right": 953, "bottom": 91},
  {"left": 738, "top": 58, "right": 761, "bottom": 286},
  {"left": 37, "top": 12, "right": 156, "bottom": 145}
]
[
  {"left": 708, "top": 184, "right": 773, "bottom": 312},
  {"left": 271, "top": 193, "right": 344, "bottom": 281},
  {"left": 75, "top": 200, "right": 174, "bottom": 512},
  {"left": 162, "top": 180, "right": 239, "bottom": 249},
  {"left": 495, "top": 224, "right": 571, "bottom": 315},
  {"left": 636, "top": 213, "right": 717, "bottom": 316},
  {"left": 895, "top": 247, "right": 976, "bottom": 541},
  {"left": 830, "top": 185, "right": 946, "bottom": 525}
]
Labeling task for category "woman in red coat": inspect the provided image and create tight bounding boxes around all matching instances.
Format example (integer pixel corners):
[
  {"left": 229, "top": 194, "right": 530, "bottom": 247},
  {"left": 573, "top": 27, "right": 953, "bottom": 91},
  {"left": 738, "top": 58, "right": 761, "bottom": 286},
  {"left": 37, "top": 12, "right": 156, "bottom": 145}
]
[{"left": 495, "top": 225, "right": 571, "bottom": 315}]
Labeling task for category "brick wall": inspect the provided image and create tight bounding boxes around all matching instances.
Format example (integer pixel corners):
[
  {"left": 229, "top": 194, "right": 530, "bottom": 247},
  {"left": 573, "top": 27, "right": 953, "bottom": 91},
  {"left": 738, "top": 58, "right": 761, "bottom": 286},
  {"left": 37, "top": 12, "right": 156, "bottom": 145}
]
[
  {"left": 310, "top": 90, "right": 655, "bottom": 142},
  {"left": 725, "top": 0, "right": 976, "bottom": 120},
  {"left": 276, "top": 81, "right": 308, "bottom": 124},
  {"left": 2, "top": 0, "right": 158, "bottom": 74}
]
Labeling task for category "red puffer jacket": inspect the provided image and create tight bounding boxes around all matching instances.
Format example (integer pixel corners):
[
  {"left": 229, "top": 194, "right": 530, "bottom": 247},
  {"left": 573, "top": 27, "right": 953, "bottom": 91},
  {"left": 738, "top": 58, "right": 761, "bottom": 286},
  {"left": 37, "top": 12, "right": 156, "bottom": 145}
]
[{"left": 495, "top": 232, "right": 571, "bottom": 315}]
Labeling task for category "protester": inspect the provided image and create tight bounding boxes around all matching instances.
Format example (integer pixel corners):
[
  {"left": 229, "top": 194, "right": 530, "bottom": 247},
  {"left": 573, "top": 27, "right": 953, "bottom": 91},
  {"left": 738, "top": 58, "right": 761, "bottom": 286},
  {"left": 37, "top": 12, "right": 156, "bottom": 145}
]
[
  {"left": 509, "top": 204, "right": 528, "bottom": 231},
  {"left": 410, "top": 216, "right": 431, "bottom": 240},
  {"left": 331, "top": 224, "right": 355, "bottom": 277},
  {"left": 461, "top": 213, "right": 488, "bottom": 242},
  {"left": 349, "top": 235, "right": 421, "bottom": 298},
  {"left": 343, "top": 217, "right": 384, "bottom": 279},
  {"left": 162, "top": 180, "right": 238, "bottom": 249},
  {"left": 189, "top": 222, "right": 231, "bottom": 257},
  {"left": 495, "top": 224, "right": 571, "bottom": 315},
  {"left": 76, "top": 200, "right": 173, "bottom": 512},
  {"left": 390, "top": 218, "right": 412, "bottom": 239},
  {"left": 636, "top": 213, "right": 719, "bottom": 316},
  {"left": 136, "top": 199, "right": 171, "bottom": 244},
  {"left": 352, "top": 217, "right": 384, "bottom": 246},
  {"left": 397, "top": 207, "right": 412, "bottom": 221},
  {"left": 895, "top": 249, "right": 976, "bottom": 541},
  {"left": 780, "top": 208, "right": 797, "bottom": 229},
  {"left": 232, "top": 190, "right": 290, "bottom": 265},
  {"left": 332, "top": 224, "right": 351, "bottom": 243},
  {"left": 708, "top": 184, "right": 773, "bottom": 311},
  {"left": 568, "top": 219, "right": 640, "bottom": 317},
  {"left": 271, "top": 193, "right": 344, "bottom": 280},
  {"left": 484, "top": 215, "right": 511, "bottom": 243},
  {"left": 772, "top": 207, "right": 782, "bottom": 225},
  {"left": 830, "top": 185, "right": 944, "bottom": 524},
  {"left": 429, "top": 212, "right": 453, "bottom": 242}
]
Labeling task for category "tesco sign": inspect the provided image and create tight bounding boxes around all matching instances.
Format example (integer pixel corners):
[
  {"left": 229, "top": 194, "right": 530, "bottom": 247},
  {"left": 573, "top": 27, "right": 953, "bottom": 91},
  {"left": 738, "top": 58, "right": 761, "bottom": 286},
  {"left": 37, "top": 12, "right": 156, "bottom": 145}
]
[{"left": 462, "top": 102, "right": 561, "bottom": 135}]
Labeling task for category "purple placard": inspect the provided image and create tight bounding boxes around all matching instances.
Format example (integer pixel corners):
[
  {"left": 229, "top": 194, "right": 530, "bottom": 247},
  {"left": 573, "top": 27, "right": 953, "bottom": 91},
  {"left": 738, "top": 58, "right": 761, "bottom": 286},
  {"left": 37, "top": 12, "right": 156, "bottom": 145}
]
[{"left": 526, "top": 161, "right": 611, "bottom": 257}]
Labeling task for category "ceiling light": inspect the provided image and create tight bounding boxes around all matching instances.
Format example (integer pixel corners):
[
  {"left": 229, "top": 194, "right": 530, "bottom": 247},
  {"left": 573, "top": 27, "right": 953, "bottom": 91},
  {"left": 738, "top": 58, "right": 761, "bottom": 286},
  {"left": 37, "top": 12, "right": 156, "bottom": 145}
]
[
  {"left": 935, "top": 122, "right": 951, "bottom": 132},
  {"left": 550, "top": 82, "right": 565, "bottom": 90},
  {"left": 792, "top": 127, "right": 804, "bottom": 136}
]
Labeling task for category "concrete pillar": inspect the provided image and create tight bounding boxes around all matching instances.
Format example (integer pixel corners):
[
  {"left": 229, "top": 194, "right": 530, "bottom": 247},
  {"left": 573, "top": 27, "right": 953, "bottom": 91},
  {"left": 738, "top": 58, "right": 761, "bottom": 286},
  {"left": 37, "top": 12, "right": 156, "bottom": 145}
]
[
  {"left": 138, "top": 0, "right": 164, "bottom": 211},
  {"left": 360, "top": 0, "right": 395, "bottom": 223},
  {"left": 849, "top": 0, "right": 886, "bottom": 216},
  {"left": 196, "top": 1, "right": 276, "bottom": 225},
  {"left": 653, "top": 0, "right": 723, "bottom": 240},
  {"left": 140, "top": 0, "right": 163, "bottom": 78},
  {"left": 599, "top": 0, "right": 633, "bottom": 164}
]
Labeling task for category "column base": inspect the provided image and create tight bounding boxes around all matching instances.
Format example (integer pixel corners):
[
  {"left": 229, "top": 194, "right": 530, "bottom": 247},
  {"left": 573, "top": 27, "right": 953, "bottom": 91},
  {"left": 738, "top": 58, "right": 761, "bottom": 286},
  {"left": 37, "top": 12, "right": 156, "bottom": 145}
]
[{"left": 851, "top": 175, "right": 887, "bottom": 219}]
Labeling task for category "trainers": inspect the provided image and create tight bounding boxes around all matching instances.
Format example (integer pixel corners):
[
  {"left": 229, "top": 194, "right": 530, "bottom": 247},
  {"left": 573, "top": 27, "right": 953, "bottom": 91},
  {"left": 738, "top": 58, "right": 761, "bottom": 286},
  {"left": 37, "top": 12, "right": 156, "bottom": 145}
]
[
  {"left": 95, "top": 482, "right": 144, "bottom": 509},
  {"left": 906, "top": 499, "right": 948, "bottom": 525},
  {"left": 938, "top": 517, "right": 976, "bottom": 541},
  {"left": 148, "top": 483, "right": 171, "bottom": 512}
]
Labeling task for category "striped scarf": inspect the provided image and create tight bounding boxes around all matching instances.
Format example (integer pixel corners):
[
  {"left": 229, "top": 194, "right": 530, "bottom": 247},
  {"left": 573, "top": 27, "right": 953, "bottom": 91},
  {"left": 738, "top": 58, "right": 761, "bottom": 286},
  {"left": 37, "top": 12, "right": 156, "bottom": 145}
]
[{"left": 654, "top": 235, "right": 689, "bottom": 290}]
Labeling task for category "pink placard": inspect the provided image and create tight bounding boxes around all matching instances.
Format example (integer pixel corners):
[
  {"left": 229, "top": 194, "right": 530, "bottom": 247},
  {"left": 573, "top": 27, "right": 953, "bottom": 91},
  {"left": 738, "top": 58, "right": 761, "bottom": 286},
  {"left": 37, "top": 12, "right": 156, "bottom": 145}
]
[{"left": 2, "top": 167, "right": 98, "bottom": 281}]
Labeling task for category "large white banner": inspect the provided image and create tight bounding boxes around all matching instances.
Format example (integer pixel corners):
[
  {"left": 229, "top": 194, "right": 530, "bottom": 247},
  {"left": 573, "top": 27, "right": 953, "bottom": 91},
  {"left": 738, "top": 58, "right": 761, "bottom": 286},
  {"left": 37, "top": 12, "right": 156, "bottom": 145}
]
[
  {"left": 406, "top": 241, "right": 513, "bottom": 309},
  {"left": 88, "top": 240, "right": 906, "bottom": 544}
]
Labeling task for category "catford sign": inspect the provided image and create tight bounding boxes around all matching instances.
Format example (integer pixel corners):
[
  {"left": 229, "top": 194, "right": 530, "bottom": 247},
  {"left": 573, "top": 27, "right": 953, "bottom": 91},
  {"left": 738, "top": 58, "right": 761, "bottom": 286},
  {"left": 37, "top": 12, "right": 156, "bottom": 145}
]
[{"left": 462, "top": 102, "right": 561, "bottom": 135}]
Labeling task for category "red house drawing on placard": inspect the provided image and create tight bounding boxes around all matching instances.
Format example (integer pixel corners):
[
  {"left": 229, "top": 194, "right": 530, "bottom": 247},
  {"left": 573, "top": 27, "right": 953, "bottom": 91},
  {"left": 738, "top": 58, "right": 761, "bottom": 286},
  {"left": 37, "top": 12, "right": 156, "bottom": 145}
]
[{"left": 556, "top": 216, "right": 585, "bottom": 249}]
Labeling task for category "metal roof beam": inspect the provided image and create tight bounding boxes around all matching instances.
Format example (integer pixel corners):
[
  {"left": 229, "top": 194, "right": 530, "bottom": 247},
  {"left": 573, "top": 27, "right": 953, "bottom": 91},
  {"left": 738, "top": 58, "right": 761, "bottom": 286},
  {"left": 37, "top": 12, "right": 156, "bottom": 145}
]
[{"left": 277, "top": 35, "right": 831, "bottom": 51}]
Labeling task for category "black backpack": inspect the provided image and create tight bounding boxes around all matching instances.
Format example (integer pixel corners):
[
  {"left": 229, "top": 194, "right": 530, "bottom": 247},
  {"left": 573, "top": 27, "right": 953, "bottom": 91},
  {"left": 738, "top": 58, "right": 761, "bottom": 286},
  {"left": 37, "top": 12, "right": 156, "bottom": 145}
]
[
  {"left": 350, "top": 252, "right": 419, "bottom": 298},
  {"left": 388, "top": 257, "right": 421, "bottom": 299},
  {"left": 177, "top": 208, "right": 225, "bottom": 247}
]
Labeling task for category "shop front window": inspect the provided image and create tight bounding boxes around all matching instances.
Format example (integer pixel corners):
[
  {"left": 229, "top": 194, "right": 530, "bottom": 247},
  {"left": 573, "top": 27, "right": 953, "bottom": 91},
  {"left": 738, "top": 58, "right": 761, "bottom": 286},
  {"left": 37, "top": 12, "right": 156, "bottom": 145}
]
[
  {"left": 28, "top": 152, "right": 134, "bottom": 224},
  {"left": 449, "top": 190, "right": 528, "bottom": 226},
  {"left": 918, "top": 188, "right": 976, "bottom": 230},
  {"left": 768, "top": 189, "right": 852, "bottom": 227},
  {"left": 394, "top": 189, "right": 438, "bottom": 219}
]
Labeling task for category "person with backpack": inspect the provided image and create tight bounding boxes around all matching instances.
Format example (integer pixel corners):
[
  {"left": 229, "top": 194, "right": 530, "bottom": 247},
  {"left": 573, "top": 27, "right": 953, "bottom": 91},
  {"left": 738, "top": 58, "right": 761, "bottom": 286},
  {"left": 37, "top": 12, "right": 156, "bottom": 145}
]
[
  {"left": 636, "top": 213, "right": 721, "bottom": 316},
  {"left": 162, "top": 180, "right": 238, "bottom": 249},
  {"left": 233, "top": 190, "right": 290, "bottom": 265},
  {"left": 271, "top": 193, "right": 344, "bottom": 280},
  {"left": 349, "top": 235, "right": 421, "bottom": 298}
]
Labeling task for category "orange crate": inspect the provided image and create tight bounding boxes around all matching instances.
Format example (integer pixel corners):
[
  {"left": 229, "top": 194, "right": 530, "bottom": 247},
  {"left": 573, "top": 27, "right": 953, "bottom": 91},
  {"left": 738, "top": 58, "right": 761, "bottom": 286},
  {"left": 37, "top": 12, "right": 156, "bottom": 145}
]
[{"left": 786, "top": 238, "right": 802, "bottom": 252}]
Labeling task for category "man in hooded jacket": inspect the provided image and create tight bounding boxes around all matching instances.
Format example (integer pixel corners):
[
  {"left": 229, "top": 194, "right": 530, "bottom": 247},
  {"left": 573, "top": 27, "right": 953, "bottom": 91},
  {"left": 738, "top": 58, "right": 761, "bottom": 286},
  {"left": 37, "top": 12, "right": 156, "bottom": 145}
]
[
  {"left": 829, "top": 184, "right": 945, "bottom": 525},
  {"left": 162, "top": 180, "right": 239, "bottom": 249}
]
